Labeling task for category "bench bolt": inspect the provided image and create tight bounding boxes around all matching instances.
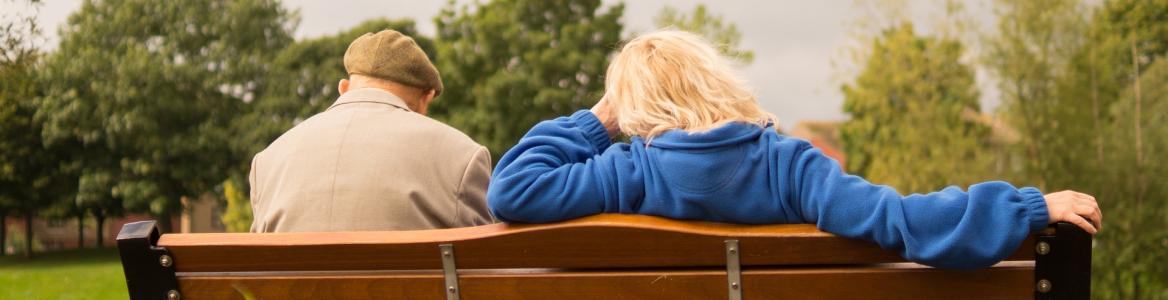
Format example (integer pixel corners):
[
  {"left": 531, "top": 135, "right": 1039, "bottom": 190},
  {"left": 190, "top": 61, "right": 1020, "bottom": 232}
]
[
  {"left": 159, "top": 255, "right": 173, "bottom": 268},
  {"left": 1036, "top": 242, "right": 1050, "bottom": 255},
  {"left": 1036, "top": 279, "right": 1052, "bottom": 293},
  {"left": 167, "top": 289, "right": 181, "bottom": 300},
  {"left": 448, "top": 286, "right": 457, "bottom": 293}
]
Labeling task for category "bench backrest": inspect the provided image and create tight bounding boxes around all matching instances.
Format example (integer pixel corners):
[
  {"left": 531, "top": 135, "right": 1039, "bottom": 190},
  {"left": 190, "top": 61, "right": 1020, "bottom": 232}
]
[{"left": 116, "top": 214, "right": 1091, "bottom": 300}]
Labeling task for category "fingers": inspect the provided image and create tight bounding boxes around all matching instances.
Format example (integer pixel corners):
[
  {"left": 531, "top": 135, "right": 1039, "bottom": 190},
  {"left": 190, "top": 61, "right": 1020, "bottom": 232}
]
[
  {"left": 1074, "top": 203, "right": 1102, "bottom": 232},
  {"left": 1072, "top": 192, "right": 1102, "bottom": 230},
  {"left": 1043, "top": 190, "right": 1103, "bottom": 234},
  {"left": 1064, "top": 213, "right": 1098, "bottom": 235}
]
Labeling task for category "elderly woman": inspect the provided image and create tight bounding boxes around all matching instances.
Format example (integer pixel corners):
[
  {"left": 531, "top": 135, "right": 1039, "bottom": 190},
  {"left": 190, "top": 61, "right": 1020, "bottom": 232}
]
[{"left": 486, "top": 30, "right": 1101, "bottom": 269}]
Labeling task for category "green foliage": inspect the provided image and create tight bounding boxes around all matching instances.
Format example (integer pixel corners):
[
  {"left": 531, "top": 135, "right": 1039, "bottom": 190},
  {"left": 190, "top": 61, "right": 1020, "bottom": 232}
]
[
  {"left": 1087, "top": 2, "right": 1168, "bottom": 297},
  {"left": 654, "top": 4, "right": 754, "bottom": 65},
  {"left": 985, "top": 0, "right": 1091, "bottom": 189},
  {"left": 73, "top": 170, "right": 121, "bottom": 246},
  {"left": 0, "top": 0, "right": 74, "bottom": 256},
  {"left": 840, "top": 24, "right": 991, "bottom": 193},
  {"left": 431, "top": 0, "right": 624, "bottom": 159},
  {"left": 1095, "top": 58, "right": 1168, "bottom": 299},
  {"left": 0, "top": 24, "right": 47, "bottom": 215},
  {"left": 986, "top": 0, "right": 1168, "bottom": 297},
  {"left": 219, "top": 180, "right": 251, "bottom": 232},
  {"left": 36, "top": 0, "right": 296, "bottom": 230}
]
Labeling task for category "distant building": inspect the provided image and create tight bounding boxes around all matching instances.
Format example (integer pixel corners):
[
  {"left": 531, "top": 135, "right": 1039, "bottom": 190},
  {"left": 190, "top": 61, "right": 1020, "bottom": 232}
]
[
  {"left": 181, "top": 195, "right": 226, "bottom": 234},
  {"left": 2, "top": 195, "right": 223, "bottom": 254},
  {"left": 785, "top": 109, "right": 1021, "bottom": 175},
  {"left": 788, "top": 120, "right": 847, "bottom": 169},
  {"left": 960, "top": 108, "right": 1021, "bottom": 146}
]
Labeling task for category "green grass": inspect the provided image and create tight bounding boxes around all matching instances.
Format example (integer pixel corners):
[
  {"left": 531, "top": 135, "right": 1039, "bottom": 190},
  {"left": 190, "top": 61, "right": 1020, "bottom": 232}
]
[{"left": 0, "top": 248, "right": 128, "bottom": 300}]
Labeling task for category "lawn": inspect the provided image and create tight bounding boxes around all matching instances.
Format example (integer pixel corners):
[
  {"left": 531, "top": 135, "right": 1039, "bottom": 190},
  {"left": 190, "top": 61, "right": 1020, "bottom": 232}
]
[{"left": 0, "top": 248, "right": 128, "bottom": 300}]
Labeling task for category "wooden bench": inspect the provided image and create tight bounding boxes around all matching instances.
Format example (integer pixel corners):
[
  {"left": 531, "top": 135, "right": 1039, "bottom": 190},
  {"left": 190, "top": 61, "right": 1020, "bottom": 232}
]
[{"left": 115, "top": 214, "right": 1091, "bottom": 299}]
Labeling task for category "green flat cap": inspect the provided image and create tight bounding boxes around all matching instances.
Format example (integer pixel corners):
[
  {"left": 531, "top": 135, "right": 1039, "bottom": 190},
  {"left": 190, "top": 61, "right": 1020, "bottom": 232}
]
[{"left": 344, "top": 29, "right": 443, "bottom": 96}]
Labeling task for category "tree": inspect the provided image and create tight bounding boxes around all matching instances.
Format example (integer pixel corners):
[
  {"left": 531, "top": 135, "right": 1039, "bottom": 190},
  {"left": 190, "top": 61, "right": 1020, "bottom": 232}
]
[
  {"left": 984, "top": 0, "right": 1090, "bottom": 190},
  {"left": 36, "top": 0, "right": 296, "bottom": 232},
  {"left": 653, "top": 4, "right": 754, "bottom": 65},
  {"left": 75, "top": 170, "right": 123, "bottom": 247},
  {"left": 40, "top": 183, "right": 89, "bottom": 249},
  {"left": 0, "top": 0, "right": 73, "bottom": 257},
  {"left": 0, "top": 0, "right": 44, "bottom": 257},
  {"left": 0, "top": 27, "right": 48, "bottom": 257},
  {"left": 1097, "top": 56, "right": 1168, "bottom": 300},
  {"left": 983, "top": 0, "right": 1168, "bottom": 297},
  {"left": 840, "top": 24, "right": 992, "bottom": 193},
  {"left": 1082, "top": 1, "right": 1168, "bottom": 297},
  {"left": 431, "top": 0, "right": 624, "bottom": 159}
]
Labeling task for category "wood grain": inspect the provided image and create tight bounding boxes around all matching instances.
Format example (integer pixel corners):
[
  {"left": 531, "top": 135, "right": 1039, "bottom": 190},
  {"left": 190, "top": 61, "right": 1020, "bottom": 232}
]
[
  {"left": 158, "top": 214, "right": 1035, "bottom": 273},
  {"left": 178, "top": 262, "right": 1034, "bottom": 299}
]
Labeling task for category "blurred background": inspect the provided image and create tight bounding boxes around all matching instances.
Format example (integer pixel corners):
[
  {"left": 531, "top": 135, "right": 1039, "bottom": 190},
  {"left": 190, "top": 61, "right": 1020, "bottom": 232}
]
[{"left": 0, "top": 0, "right": 1164, "bottom": 299}]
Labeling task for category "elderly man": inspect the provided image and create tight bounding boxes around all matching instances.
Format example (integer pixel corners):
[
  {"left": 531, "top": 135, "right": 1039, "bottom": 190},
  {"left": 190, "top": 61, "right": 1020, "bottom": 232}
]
[{"left": 249, "top": 30, "right": 494, "bottom": 232}]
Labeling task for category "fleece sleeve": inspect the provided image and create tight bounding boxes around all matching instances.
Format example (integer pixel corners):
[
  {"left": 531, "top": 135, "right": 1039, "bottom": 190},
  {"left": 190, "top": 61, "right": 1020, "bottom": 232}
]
[
  {"left": 487, "top": 110, "right": 642, "bottom": 223},
  {"left": 788, "top": 143, "right": 1050, "bottom": 269}
]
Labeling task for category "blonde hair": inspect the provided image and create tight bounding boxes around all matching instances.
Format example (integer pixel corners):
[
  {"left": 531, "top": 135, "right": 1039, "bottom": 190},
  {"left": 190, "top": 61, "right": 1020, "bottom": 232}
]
[{"left": 604, "top": 30, "right": 773, "bottom": 141}]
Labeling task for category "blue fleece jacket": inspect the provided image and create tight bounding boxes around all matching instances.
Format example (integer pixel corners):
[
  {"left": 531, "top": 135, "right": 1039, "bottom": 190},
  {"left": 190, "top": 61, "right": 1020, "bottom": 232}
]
[{"left": 487, "top": 110, "right": 1050, "bottom": 269}]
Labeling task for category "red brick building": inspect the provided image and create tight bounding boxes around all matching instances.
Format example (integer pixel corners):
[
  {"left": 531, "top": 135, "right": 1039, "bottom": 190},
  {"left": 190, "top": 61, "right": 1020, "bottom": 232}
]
[{"left": 2, "top": 195, "right": 222, "bottom": 255}]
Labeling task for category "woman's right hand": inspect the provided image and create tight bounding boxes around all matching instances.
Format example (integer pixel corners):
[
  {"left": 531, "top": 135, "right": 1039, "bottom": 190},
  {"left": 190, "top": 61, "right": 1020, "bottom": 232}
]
[
  {"left": 590, "top": 97, "right": 620, "bottom": 137},
  {"left": 1043, "top": 190, "right": 1102, "bottom": 234}
]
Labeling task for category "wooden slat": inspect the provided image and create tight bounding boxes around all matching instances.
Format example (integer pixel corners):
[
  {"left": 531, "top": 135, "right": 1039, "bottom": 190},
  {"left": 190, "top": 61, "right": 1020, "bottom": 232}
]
[
  {"left": 177, "top": 262, "right": 1034, "bottom": 300},
  {"left": 159, "top": 214, "right": 1035, "bottom": 272}
]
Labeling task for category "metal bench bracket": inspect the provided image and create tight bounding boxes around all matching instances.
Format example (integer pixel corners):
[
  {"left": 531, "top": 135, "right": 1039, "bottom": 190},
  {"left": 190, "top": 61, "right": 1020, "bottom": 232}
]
[
  {"left": 726, "top": 239, "right": 742, "bottom": 300},
  {"left": 116, "top": 221, "right": 181, "bottom": 300},
  {"left": 1034, "top": 222, "right": 1092, "bottom": 300},
  {"left": 440, "top": 243, "right": 461, "bottom": 300}
]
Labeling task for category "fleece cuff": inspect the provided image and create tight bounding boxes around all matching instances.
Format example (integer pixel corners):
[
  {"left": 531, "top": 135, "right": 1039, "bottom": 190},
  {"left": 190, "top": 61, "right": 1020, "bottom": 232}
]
[
  {"left": 1020, "top": 187, "right": 1050, "bottom": 232},
  {"left": 570, "top": 110, "right": 613, "bottom": 151}
]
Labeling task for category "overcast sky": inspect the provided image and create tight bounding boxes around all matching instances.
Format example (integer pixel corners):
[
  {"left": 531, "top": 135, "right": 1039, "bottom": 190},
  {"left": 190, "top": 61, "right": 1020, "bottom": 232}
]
[{"left": 14, "top": 0, "right": 1002, "bottom": 129}]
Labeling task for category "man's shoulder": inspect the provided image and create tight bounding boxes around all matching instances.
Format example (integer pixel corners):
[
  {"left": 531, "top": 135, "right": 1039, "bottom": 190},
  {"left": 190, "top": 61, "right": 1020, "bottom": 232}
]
[
  {"left": 258, "top": 110, "right": 339, "bottom": 151},
  {"left": 261, "top": 107, "right": 485, "bottom": 159},
  {"left": 391, "top": 112, "right": 484, "bottom": 154}
]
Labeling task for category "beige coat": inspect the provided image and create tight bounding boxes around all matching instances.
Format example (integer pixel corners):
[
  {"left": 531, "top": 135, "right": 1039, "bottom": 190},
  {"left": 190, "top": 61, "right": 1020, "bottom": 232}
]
[{"left": 249, "top": 88, "right": 495, "bottom": 232}]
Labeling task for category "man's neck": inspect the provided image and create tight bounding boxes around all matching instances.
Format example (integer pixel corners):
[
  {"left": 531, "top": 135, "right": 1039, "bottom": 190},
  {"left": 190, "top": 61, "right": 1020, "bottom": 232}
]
[{"left": 349, "top": 86, "right": 423, "bottom": 112}]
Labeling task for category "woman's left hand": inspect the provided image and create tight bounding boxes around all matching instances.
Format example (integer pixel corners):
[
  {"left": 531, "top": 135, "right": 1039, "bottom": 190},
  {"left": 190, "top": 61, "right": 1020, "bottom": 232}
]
[{"left": 1043, "top": 190, "right": 1102, "bottom": 234}]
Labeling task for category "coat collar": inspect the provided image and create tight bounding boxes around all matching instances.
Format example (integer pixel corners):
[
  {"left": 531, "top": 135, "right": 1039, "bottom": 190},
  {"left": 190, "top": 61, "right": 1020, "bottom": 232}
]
[{"left": 327, "top": 88, "right": 413, "bottom": 112}]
